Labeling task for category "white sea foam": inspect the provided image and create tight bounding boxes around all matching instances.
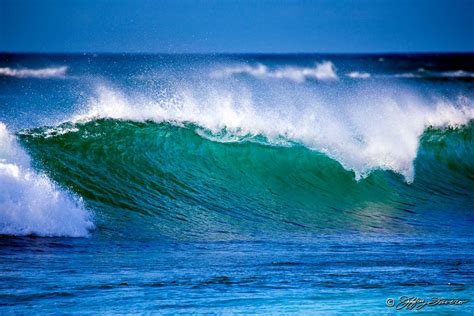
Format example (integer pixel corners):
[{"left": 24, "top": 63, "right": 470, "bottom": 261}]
[
  {"left": 0, "top": 123, "right": 93, "bottom": 236},
  {"left": 347, "top": 72, "right": 371, "bottom": 79},
  {"left": 72, "top": 84, "right": 474, "bottom": 182},
  {"left": 211, "top": 61, "right": 338, "bottom": 82},
  {"left": 0, "top": 66, "right": 67, "bottom": 78}
]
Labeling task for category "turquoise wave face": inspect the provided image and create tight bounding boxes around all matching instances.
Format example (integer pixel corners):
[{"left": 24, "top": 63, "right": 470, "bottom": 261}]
[{"left": 18, "top": 119, "right": 474, "bottom": 239}]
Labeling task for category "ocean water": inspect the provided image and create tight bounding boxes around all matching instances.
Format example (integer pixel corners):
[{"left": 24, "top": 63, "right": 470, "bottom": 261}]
[{"left": 0, "top": 53, "right": 473, "bottom": 313}]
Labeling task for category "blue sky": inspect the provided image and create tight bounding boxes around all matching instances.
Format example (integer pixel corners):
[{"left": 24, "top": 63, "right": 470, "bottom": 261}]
[{"left": 0, "top": 0, "right": 473, "bottom": 53}]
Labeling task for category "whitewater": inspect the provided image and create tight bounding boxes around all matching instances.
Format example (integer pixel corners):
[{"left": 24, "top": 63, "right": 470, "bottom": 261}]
[{"left": 0, "top": 123, "right": 92, "bottom": 236}]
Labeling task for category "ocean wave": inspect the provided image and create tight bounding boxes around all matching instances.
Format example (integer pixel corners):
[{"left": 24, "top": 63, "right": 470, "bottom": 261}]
[
  {"left": 0, "top": 66, "right": 67, "bottom": 78},
  {"left": 0, "top": 123, "right": 93, "bottom": 237},
  {"left": 70, "top": 85, "right": 474, "bottom": 182},
  {"left": 210, "top": 61, "right": 338, "bottom": 82},
  {"left": 19, "top": 119, "right": 474, "bottom": 237}
]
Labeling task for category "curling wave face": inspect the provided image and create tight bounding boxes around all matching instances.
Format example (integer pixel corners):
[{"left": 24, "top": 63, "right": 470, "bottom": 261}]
[{"left": 18, "top": 116, "right": 474, "bottom": 238}]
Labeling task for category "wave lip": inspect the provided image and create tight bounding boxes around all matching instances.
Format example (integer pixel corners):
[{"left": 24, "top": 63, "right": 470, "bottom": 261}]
[
  {"left": 0, "top": 123, "right": 93, "bottom": 237},
  {"left": 0, "top": 66, "right": 67, "bottom": 78},
  {"left": 211, "top": 61, "right": 338, "bottom": 82}
]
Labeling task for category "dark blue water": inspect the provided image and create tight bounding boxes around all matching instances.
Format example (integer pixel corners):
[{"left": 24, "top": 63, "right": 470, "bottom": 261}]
[
  {"left": 0, "top": 53, "right": 473, "bottom": 313},
  {"left": 1, "top": 234, "right": 473, "bottom": 314}
]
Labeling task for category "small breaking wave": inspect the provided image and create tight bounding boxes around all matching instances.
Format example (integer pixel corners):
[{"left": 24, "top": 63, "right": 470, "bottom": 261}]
[
  {"left": 347, "top": 72, "right": 371, "bottom": 79},
  {"left": 211, "top": 61, "right": 338, "bottom": 82},
  {"left": 0, "top": 66, "right": 67, "bottom": 78},
  {"left": 0, "top": 122, "right": 93, "bottom": 237}
]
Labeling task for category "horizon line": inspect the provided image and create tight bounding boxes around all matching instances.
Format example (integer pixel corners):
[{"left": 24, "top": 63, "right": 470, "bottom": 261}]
[{"left": 1, "top": 50, "right": 473, "bottom": 56}]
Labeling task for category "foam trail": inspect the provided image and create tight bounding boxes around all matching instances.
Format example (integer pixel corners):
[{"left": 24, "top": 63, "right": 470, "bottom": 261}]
[
  {"left": 0, "top": 123, "right": 93, "bottom": 237},
  {"left": 72, "top": 84, "right": 474, "bottom": 182},
  {"left": 211, "top": 61, "right": 338, "bottom": 82},
  {"left": 0, "top": 66, "right": 67, "bottom": 78}
]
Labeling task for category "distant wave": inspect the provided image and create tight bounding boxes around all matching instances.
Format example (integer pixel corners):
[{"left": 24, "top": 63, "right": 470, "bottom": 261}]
[
  {"left": 0, "top": 66, "right": 67, "bottom": 78},
  {"left": 347, "top": 72, "right": 371, "bottom": 79},
  {"left": 439, "top": 70, "right": 474, "bottom": 78},
  {"left": 0, "top": 122, "right": 93, "bottom": 236},
  {"left": 211, "top": 61, "right": 338, "bottom": 82},
  {"left": 394, "top": 69, "right": 474, "bottom": 79}
]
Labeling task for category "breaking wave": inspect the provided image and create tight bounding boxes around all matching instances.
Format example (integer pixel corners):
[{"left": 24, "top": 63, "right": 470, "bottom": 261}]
[
  {"left": 18, "top": 118, "right": 474, "bottom": 238},
  {"left": 3, "top": 55, "right": 473, "bottom": 238},
  {"left": 70, "top": 85, "right": 473, "bottom": 182},
  {"left": 347, "top": 72, "right": 371, "bottom": 79},
  {"left": 0, "top": 123, "right": 93, "bottom": 237}
]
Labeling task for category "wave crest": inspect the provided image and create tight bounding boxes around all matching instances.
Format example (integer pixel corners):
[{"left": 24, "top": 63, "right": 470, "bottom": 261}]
[{"left": 71, "top": 84, "right": 474, "bottom": 182}]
